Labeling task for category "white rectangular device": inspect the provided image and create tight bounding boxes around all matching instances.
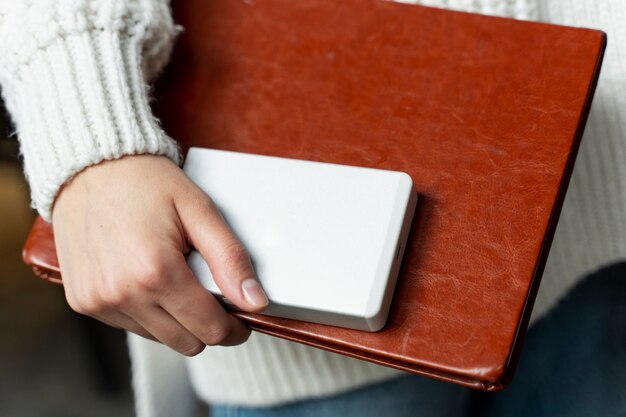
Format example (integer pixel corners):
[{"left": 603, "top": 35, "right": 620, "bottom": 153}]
[{"left": 184, "top": 148, "right": 417, "bottom": 331}]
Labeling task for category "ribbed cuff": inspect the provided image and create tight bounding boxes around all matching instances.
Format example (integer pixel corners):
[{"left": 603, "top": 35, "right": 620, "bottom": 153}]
[{"left": 8, "top": 28, "right": 181, "bottom": 222}]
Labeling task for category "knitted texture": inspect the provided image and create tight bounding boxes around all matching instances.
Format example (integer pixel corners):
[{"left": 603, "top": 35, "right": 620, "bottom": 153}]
[
  {"left": 0, "top": 0, "right": 181, "bottom": 221},
  {"left": 186, "top": 331, "right": 401, "bottom": 406}
]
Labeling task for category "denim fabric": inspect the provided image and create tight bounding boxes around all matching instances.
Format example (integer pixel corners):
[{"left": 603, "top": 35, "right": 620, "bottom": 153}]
[
  {"left": 470, "top": 261, "right": 626, "bottom": 417},
  {"left": 211, "top": 262, "right": 626, "bottom": 417},
  {"left": 211, "top": 375, "right": 468, "bottom": 417}
]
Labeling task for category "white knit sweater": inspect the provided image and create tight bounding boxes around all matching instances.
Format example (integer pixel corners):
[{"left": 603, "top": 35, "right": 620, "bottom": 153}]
[
  {"left": 1, "top": 1, "right": 624, "bottom": 416},
  {"left": 0, "top": 0, "right": 181, "bottom": 221}
]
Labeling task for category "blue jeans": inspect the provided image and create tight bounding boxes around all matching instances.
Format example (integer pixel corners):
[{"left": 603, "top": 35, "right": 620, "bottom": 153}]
[{"left": 211, "top": 263, "right": 626, "bottom": 417}]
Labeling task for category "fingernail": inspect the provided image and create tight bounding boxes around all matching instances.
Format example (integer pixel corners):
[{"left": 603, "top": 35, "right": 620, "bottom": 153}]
[{"left": 242, "top": 278, "right": 269, "bottom": 308}]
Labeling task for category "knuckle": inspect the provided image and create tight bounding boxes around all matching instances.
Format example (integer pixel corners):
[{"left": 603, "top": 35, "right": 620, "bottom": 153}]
[
  {"left": 135, "top": 262, "right": 168, "bottom": 291},
  {"left": 201, "top": 323, "right": 231, "bottom": 346},
  {"left": 201, "top": 194, "right": 219, "bottom": 212},
  {"left": 65, "top": 294, "right": 84, "bottom": 314},
  {"left": 94, "top": 270, "right": 131, "bottom": 309},
  {"left": 99, "top": 285, "right": 129, "bottom": 309},
  {"left": 218, "top": 241, "right": 250, "bottom": 270},
  {"left": 178, "top": 342, "right": 205, "bottom": 357},
  {"left": 71, "top": 293, "right": 103, "bottom": 316},
  {"left": 83, "top": 294, "right": 106, "bottom": 315}
]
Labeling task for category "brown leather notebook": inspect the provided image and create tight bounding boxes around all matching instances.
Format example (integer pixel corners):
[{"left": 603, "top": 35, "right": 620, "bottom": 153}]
[{"left": 23, "top": 0, "right": 605, "bottom": 390}]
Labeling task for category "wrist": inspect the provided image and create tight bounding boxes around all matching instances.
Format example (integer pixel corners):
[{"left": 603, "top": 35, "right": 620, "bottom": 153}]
[{"left": 52, "top": 154, "right": 178, "bottom": 223}]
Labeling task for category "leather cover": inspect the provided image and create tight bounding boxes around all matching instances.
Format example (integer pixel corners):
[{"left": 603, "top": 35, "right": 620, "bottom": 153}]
[{"left": 23, "top": 0, "right": 605, "bottom": 390}]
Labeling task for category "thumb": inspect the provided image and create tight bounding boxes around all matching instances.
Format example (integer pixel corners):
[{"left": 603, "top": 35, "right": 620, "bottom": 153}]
[{"left": 175, "top": 188, "right": 269, "bottom": 312}]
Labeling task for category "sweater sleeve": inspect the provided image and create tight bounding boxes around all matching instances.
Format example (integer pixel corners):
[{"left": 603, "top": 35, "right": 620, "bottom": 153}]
[{"left": 0, "top": 0, "right": 181, "bottom": 222}]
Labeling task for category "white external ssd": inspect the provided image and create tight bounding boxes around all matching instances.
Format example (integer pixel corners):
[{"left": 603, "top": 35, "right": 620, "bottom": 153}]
[{"left": 184, "top": 147, "right": 417, "bottom": 331}]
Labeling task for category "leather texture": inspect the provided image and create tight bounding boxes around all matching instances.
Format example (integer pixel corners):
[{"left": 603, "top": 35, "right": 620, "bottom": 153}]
[{"left": 22, "top": 0, "right": 605, "bottom": 390}]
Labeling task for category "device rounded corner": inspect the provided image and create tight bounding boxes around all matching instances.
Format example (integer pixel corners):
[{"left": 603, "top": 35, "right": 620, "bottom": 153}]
[
  {"left": 398, "top": 171, "right": 414, "bottom": 189},
  {"left": 187, "top": 145, "right": 201, "bottom": 154},
  {"left": 364, "top": 304, "right": 390, "bottom": 332}
]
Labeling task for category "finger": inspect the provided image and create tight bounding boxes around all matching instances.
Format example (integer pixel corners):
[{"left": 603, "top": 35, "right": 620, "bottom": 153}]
[
  {"left": 128, "top": 304, "right": 207, "bottom": 357},
  {"left": 175, "top": 189, "right": 269, "bottom": 312},
  {"left": 159, "top": 253, "right": 251, "bottom": 346},
  {"left": 90, "top": 311, "right": 158, "bottom": 342},
  {"left": 63, "top": 280, "right": 157, "bottom": 342}
]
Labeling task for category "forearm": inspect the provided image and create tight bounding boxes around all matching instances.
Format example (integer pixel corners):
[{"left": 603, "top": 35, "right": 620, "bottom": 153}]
[{"left": 0, "top": 0, "right": 181, "bottom": 221}]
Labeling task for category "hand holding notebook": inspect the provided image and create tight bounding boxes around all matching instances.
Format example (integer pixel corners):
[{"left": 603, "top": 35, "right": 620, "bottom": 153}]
[{"left": 23, "top": 0, "right": 605, "bottom": 390}]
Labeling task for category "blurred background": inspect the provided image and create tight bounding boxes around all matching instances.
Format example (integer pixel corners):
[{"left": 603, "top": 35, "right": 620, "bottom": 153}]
[{"left": 0, "top": 105, "right": 134, "bottom": 417}]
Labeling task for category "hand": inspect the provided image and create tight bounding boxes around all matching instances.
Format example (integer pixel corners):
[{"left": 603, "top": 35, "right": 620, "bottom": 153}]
[{"left": 52, "top": 155, "right": 268, "bottom": 356}]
